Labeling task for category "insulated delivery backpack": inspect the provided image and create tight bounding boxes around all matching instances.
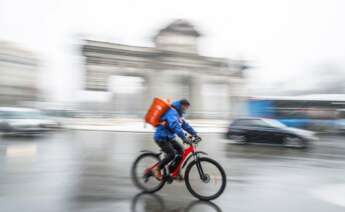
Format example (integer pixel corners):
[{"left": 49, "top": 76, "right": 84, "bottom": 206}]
[{"left": 144, "top": 98, "right": 171, "bottom": 127}]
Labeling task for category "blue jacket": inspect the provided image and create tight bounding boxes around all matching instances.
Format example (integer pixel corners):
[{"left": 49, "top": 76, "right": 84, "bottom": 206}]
[{"left": 154, "top": 100, "right": 197, "bottom": 142}]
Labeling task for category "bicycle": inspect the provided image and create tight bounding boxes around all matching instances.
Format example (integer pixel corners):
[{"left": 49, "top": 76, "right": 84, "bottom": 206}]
[{"left": 131, "top": 136, "right": 227, "bottom": 200}]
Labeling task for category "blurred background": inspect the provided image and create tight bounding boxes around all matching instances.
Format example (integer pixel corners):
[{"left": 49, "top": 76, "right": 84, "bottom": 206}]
[{"left": 1, "top": 0, "right": 345, "bottom": 212}]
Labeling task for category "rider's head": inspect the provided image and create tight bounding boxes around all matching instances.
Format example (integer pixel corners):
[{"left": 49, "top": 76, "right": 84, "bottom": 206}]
[
  {"left": 179, "top": 99, "right": 190, "bottom": 114},
  {"left": 171, "top": 99, "right": 190, "bottom": 116}
]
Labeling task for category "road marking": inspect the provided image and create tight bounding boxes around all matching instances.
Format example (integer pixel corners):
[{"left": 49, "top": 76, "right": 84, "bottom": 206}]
[
  {"left": 312, "top": 184, "right": 345, "bottom": 207},
  {"left": 6, "top": 144, "right": 37, "bottom": 158}
]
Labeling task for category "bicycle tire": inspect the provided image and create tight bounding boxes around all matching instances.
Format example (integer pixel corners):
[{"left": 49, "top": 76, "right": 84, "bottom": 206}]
[
  {"left": 184, "top": 157, "right": 226, "bottom": 200},
  {"left": 131, "top": 153, "right": 166, "bottom": 193}
]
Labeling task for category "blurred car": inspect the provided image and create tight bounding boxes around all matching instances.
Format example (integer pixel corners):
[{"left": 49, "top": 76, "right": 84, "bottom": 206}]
[
  {"left": 225, "top": 117, "right": 318, "bottom": 148},
  {"left": 334, "top": 109, "right": 345, "bottom": 134},
  {"left": 0, "top": 107, "right": 60, "bottom": 135}
]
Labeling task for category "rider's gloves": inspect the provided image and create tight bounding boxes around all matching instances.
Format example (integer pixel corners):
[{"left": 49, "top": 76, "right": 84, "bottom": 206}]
[
  {"left": 194, "top": 134, "right": 202, "bottom": 142},
  {"left": 182, "top": 137, "right": 191, "bottom": 144}
]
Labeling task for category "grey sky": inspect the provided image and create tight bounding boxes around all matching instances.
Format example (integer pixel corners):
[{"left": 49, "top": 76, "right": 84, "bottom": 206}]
[{"left": 1, "top": 0, "right": 345, "bottom": 101}]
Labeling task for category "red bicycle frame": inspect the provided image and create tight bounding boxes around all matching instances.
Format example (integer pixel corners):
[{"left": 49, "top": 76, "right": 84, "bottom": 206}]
[
  {"left": 171, "top": 144, "right": 195, "bottom": 177},
  {"left": 145, "top": 144, "right": 196, "bottom": 178}
]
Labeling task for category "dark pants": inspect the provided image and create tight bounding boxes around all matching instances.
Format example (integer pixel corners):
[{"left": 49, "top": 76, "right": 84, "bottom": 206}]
[{"left": 155, "top": 139, "right": 184, "bottom": 170}]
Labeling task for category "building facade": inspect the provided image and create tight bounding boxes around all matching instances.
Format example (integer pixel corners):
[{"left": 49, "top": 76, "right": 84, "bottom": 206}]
[
  {"left": 0, "top": 42, "right": 39, "bottom": 106},
  {"left": 82, "top": 20, "right": 247, "bottom": 119}
]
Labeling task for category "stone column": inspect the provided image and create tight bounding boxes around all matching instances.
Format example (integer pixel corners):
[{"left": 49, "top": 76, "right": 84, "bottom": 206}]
[
  {"left": 146, "top": 70, "right": 166, "bottom": 103},
  {"left": 189, "top": 76, "right": 204, "bottom": 119},
  {"left": 228, "top": 79, "right": 247, "bottom": 118}
]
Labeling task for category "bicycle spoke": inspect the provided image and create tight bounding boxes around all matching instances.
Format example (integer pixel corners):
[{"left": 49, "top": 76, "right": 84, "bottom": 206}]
[
  {"left": 132, "top": 154, "right": 165, "bottom": 193},
  {"left": 185, "top": 157, "right": 226, "bottom": 200}
]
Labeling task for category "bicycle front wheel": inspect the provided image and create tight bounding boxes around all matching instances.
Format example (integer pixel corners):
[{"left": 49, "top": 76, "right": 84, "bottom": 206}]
[{"left": 184, "top": 157, "right": 226, "bottom": 200}]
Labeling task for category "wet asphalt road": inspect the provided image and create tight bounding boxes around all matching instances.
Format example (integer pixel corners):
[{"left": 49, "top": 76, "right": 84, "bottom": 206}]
[{"left": 1, "top": 130, "right": 345, "bottom": 212}]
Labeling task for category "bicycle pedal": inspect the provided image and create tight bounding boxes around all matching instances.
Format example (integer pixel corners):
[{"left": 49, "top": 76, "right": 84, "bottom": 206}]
[{"left": 165, "top": 175, "right": 173, "bottom": 184}]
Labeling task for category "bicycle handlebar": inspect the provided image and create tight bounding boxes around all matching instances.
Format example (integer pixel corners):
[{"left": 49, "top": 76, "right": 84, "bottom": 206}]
[{"left": 185, "top": 135, "right": 201, "bottom": 145}]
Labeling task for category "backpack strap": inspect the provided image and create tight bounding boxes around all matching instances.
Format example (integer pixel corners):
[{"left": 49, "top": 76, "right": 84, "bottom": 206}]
[
  {"left": 160, "top": 121, "right": 168, "bottom": 127},
  {"left": 158, "top": 106, "right": 178, "bottom": 127}
]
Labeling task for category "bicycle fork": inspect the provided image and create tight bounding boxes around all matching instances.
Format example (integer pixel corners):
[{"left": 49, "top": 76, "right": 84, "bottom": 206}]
[{"left": 193, "top": 153, "right": 208, "bottom": 182}]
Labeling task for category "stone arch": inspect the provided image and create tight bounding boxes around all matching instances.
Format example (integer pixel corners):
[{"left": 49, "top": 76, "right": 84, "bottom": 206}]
[{"left": 108, "top": 73, "right": 149, "bottom": 116}]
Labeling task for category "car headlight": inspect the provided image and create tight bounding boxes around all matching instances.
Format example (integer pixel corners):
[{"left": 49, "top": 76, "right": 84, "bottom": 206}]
[{"left": 303, "top": 132, "right": 318, "bottom": 140}]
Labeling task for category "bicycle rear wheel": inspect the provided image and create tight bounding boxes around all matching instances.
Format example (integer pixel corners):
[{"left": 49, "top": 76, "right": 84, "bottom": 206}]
[
  {"left": 184, "top": 157, "right": 226, "bottom": 200},
  {"left": 131, "top": 153, "right": 165, "bottom": 193}
]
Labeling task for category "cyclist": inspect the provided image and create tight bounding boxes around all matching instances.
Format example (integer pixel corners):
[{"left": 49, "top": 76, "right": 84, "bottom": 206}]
[{"left": 152, "top": 99, "right": 201, "bottom": 180}]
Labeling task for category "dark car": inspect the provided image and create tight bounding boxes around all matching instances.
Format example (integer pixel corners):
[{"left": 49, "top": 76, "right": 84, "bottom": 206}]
[{"left": 225, "top": 118, "right": 318, "bottom": 148}]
